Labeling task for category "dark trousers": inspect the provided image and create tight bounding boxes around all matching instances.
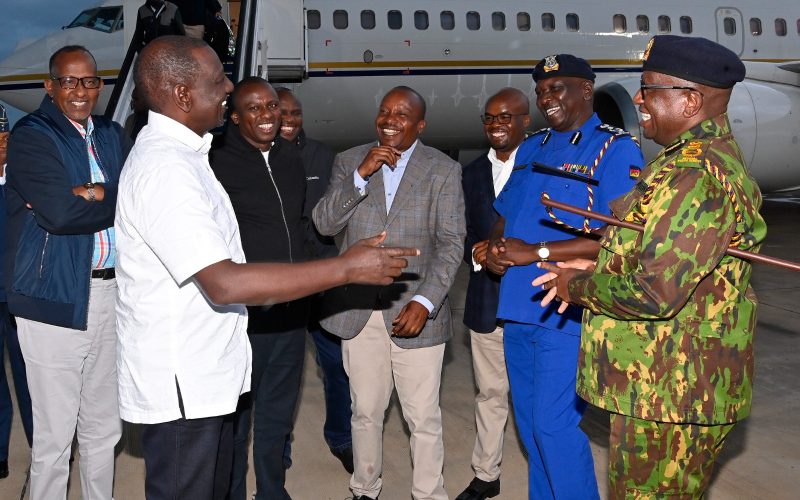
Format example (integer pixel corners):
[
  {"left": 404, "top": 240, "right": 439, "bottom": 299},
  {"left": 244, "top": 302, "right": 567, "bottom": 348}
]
[
  {"left": 0, "top": 301, "right": 33, "bottom": 459},
  {"left": 141, "top": 415, "right": 232, "bottom": 500},
  {"left": 228, "top": 327, "right": 306, "bottom": 500},
  {"left": 308, "top": 321, "right": 352, "bottom": 451}
]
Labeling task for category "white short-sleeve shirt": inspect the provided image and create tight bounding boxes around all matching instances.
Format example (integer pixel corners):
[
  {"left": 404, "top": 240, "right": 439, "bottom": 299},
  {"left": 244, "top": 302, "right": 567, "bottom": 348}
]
[{"left": 115, "top": 111, "right": 251, "bottom": 424}]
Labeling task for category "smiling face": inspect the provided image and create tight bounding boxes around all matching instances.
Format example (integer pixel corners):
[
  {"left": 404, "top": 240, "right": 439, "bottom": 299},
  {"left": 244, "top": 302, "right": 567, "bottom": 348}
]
[
  {"left": 483, "top": 90, "right": 530, "bottom": 161},
  {"left": 186, "top": 46, "right": 234, "bottom": 135},
  {"left": 375, "top": 88, "right": 426, "bottom": 151},
  {"left": 277, "top": 90, "right": 303, "bottom": 142},
  {"left": 44, "top": 49, "right": 102, "bottom": 127},
  {"left": 231, "top": 81, "right": 281, "bottom": 151},
  {"left": 534, "top": 76, "right": 593, "bottom": 132},
  {"left": 634, "top": 70, "right": 697, "bottom": 146}
]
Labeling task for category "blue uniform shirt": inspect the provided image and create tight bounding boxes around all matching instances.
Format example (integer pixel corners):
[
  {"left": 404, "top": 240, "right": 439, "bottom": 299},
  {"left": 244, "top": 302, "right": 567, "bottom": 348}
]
[{"left": 494, "top": 113, "right": 643, "bottom": 334}]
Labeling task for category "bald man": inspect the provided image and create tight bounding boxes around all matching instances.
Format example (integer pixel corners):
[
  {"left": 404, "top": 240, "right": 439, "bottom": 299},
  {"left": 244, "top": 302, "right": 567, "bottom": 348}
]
[
  {"left": 456, "top": 88, "right": 530, "bottom": 500},
  {"left": 115, "top": 36, "right": 416, "bottom": 499}
]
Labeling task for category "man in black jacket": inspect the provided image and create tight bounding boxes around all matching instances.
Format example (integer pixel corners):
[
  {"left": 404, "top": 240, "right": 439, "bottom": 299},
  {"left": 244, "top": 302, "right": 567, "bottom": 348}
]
[
  {"left": 277, "top": 87, "right": 354, "bottom": 474},
  {"left": 209, "top": 77, "right": 307, "bottom": 500}
]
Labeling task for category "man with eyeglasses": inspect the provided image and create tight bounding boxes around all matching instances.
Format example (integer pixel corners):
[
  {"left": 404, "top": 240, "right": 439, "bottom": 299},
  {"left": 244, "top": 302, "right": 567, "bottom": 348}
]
[
  {"left": 5, "top": 45, "right": 130, "bottom": 499},
  {"left": 485, "top": 54, "right": 643, "bottom": 499},
  {"left": 534, "top": 36, "right": 766, "bottom": 498},
  {"left": 455, "top": 88, "right": 530, "bottom": 500}
]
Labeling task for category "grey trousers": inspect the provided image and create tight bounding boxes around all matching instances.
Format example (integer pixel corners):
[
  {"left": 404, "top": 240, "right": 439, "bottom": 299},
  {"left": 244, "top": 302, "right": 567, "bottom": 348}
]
[{"left": 17, "top": 278, "right": 121, "bottom": 500}]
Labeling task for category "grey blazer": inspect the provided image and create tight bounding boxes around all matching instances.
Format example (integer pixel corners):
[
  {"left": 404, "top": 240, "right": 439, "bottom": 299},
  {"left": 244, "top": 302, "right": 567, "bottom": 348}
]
[{"left": 312, "top": 141, "right": 466, "bottom": 349}]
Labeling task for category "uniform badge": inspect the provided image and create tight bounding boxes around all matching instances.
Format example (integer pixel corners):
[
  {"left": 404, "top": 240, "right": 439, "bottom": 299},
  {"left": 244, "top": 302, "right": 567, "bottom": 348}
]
[
  {"left": 543, "top": 55, "right": 559, "bottom": 72},
  {"left": 629, "top": 166, "right": 641, "bottom": 179},
  {"left": 642, "top": 38, "right": 655, "bottom": 61}
]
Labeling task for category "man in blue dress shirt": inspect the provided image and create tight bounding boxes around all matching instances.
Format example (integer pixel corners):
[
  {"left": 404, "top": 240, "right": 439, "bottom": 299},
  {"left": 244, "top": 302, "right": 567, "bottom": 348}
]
[{"left": 486, "top": 54, "right": 644, "bottom": 499}]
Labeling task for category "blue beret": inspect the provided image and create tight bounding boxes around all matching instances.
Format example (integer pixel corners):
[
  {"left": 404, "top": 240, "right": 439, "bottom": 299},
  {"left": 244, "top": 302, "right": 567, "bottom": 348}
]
[
  {"left": 642, "top": 35, "right": 745, "bottom": 88},
  {"left": 533, "top": 54, "right": 595, "bottom": 83}
]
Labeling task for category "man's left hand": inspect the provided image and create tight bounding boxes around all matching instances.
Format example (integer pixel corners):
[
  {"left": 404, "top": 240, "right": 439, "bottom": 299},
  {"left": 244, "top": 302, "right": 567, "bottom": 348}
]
[
  {"left": 391, "top": 300, "right": 429, "bottom": 337},
  {"left": 497, "top": 237, "right": 537, "bottom": 266}
]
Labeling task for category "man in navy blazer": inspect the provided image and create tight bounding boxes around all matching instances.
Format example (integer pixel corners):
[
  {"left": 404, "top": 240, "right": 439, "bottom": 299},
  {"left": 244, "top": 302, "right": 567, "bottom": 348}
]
[{"left": 456, "top": 88, "right": 531, "bottom": 500}]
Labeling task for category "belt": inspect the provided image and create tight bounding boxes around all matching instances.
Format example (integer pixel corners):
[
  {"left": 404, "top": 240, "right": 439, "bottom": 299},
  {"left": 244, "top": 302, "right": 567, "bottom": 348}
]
[{"left": 91, "top": 268, "right": 115, "bottom": 280}]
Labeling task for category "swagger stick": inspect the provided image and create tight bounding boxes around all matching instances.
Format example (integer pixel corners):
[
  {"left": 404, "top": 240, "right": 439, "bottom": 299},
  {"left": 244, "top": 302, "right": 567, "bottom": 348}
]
[{"left": 540, "top": 194, "right": 800, "bottom": 272}]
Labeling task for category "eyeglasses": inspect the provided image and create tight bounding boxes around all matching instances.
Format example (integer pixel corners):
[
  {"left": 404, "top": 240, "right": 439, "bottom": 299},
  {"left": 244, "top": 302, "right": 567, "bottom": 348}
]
[
  {"left": 639, "top": 81, "right": 703, "bottom": 99},
  {"left": 50, "top": 76, "right": 102, "bottom": 90},
  {"left": 480, "top": 113, "right": 528, "bottom": 125}
]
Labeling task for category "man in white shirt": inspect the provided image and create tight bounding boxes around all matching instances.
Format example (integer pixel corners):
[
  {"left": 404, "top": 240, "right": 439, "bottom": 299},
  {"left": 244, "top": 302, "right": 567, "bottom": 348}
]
[
  {"left": 115, "top": 36, "right": 417, "bottom": 499},
  {"left": 456, "top": 88, "right": 531, "bottom": 500}
]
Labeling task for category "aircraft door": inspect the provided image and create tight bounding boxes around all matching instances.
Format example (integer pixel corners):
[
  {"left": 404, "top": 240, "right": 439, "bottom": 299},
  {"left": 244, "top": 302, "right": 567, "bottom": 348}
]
[
  {"left": 254, "top": 0, "right": 307, "bottom": 81},
  {"left": 715, "top": 8, "right": 744, "bottom": 56}
]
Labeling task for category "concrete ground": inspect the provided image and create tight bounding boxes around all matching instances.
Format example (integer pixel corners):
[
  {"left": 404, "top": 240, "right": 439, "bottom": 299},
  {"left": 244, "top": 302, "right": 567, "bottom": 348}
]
[{"left": 1, "top": 194, "right": 798, "bottom": 499}]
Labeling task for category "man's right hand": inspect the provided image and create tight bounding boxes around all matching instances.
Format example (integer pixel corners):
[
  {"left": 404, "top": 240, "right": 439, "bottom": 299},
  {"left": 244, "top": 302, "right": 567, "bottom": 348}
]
[
  {"left": 485, "top": 238, "right": 513, "bottom": 276},
  {"left": 357, "top": 146, "right": 401, "bottom": 180},
  {"left": 340, "top": 232, "right": 419, "bottom": 285}
]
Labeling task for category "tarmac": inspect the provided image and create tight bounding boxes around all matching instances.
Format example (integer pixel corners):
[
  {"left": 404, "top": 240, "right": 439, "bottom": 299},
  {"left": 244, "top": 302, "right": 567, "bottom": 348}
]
[{"left": 0, "top": 193, "right": 798, "bottom": 499}]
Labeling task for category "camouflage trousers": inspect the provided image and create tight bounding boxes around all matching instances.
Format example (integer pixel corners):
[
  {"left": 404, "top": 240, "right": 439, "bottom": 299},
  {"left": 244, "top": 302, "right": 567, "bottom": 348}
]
[{"left": 608, "top": 413, "right": 735, "bottom": 499}]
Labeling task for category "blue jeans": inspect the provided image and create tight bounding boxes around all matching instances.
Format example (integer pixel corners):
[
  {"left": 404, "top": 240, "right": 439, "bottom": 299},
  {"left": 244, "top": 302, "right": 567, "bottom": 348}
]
[
  {"left": 0, "top": 301, "right": 33, "bottom": 460},
  {"left": 308, "top": 319, "right": 352, "bottom": 451},
  {"left": 503, "top": 322, "right": 599, "bottom": 500}
]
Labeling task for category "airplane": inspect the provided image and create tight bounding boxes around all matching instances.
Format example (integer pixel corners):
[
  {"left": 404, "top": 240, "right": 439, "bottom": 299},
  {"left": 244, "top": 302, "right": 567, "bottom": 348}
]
[{"left": 1, "top": 0, "right": 799, "bottom": 192}]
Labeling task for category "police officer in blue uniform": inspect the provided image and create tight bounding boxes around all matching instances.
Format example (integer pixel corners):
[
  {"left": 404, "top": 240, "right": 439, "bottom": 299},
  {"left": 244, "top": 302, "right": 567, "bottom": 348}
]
[{"left": 486, "top": 54, "right": 644, "bottom": 499}]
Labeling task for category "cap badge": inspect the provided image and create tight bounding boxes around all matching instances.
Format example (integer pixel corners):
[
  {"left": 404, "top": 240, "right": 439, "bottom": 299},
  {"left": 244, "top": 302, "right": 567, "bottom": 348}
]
[
  {"left": 642, "top": 38, "right": 655, "bottom": 61},
  {"left": 543, "top": 55, "right": 559, "bottom": 72}
]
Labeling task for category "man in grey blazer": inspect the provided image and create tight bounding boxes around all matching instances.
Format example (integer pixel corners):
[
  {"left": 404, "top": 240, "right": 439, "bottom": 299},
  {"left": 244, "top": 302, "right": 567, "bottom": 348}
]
[{"left": 313, "top": 86, "right": 465, "bottom": 500}]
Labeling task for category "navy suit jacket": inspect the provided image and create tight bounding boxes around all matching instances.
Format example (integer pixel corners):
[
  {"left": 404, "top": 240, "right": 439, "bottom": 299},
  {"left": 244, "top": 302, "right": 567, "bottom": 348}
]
[{"left": 462, "top": 152, "right": 502, "bottom": 333}]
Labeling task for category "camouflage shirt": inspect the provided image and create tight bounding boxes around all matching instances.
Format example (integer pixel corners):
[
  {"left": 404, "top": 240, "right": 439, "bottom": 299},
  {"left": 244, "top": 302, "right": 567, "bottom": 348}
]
[{"left": 568, "top": 114, "right": 767, "bottom": 424}]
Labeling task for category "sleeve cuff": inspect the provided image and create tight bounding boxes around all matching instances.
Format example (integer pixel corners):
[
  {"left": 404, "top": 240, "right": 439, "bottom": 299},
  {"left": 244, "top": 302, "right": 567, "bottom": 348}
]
[
  {"left": 353, "top": 169, "right": 368, "bottom": 195},
  {"left": 471, "top": 246, "right": 482, "bottom": 272},
  {"left": 411, "top": 295, "right": 435, "bottom": 314}
]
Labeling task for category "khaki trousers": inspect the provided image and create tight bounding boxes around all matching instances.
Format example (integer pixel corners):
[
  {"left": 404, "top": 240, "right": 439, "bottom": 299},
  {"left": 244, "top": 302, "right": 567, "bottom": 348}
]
[
  {"left": 469, "top": 327, "right": 509, "bottom": 482},
  {"left": 342, "top": 310, "right": 447, "bottom": 500},
  {"left": 17, "top": 279, "right": 121, "bottom": 500}
]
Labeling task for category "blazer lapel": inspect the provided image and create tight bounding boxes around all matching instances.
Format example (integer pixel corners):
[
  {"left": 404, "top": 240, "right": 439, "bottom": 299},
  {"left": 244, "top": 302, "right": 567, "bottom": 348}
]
[{"left": 386, "top": 143, "right": 430, "bottom": 228}]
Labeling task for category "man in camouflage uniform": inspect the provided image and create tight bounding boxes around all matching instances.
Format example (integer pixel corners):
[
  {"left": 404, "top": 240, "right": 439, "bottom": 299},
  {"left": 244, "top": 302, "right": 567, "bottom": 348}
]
[{"left": 535, "top": 35, "right": 767, "bottom": 498}]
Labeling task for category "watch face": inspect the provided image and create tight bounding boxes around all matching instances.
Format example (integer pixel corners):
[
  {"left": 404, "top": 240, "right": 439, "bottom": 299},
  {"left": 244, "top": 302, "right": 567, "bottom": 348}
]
[{"left": 538, "top": 246, "right": 550, "bottom": 260}]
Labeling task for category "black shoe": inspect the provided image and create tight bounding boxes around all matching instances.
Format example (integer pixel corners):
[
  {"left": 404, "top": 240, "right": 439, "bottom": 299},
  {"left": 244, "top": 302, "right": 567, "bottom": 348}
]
[
  {"left": 455, "top": 477, "right": 500, "bottom": 500},
  {"left": 331, "top": 446, "right": 354, "bottom": 474},
  {"left": 0, "top": 460, "right": 8, "bottom": 479}
]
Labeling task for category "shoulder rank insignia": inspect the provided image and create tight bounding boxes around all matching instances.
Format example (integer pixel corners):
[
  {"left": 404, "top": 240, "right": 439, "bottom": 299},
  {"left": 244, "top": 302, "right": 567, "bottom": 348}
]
[
  {"left": 596, "top": 123, "right": 630, "bottom": 136},
  {"left": 676, "top": 139, "right": 707, "bottom": 165},
  {"left": 524, "top": 127, "right": 552, "bottom": 146}
]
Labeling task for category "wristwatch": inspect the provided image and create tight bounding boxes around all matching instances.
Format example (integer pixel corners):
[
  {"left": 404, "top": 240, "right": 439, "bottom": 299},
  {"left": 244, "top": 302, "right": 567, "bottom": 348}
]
[
  {"left": 537, "top": 241, "right": 550, "bottom": 261},
  {"left": 84, "top": 182, "right": 96, "bottom": 202}
]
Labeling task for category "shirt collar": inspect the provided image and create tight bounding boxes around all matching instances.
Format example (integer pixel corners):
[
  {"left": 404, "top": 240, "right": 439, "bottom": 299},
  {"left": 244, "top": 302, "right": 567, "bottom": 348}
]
[
  {"left": 487, "top": 145, "right": 519, "bottom": 166},
  {"left": 397, "top": 139, "right": 419, "bottom": 167},
  {"left": 67, "top": 115, "right": 94, "bottom": 139},
  {"left": 147, "top": 111, "right": 214, "bottom": 154}
]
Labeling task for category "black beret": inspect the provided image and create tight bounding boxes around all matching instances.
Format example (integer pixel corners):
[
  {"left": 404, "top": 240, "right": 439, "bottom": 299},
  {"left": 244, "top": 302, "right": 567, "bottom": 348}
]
[
  {"left": 533, "top": 54, "right": 596, "bottom": 83},
  {"left": 642, "top": 35, "right": 745, "bottom": 88}
]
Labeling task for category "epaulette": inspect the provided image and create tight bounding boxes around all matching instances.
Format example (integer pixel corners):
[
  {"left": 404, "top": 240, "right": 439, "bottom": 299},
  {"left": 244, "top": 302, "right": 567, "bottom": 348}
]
[
  {"left": 596, "top": 123, "right": 631, "bottom": 136},
  {"left": 512, "top": 162, "right": 529, "bottom": 171},
  {"left": 673, "top": 138, "right": 710, "bottom": 168},
  {"left": 524, "top": 127, "right": 550, "bottom": 139}
]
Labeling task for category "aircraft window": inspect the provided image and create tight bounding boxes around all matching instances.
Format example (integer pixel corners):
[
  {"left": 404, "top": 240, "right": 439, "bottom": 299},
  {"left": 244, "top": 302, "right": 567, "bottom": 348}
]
[
  {"left": 749, "top": 18, "right": 762, "bottom": 36},
  {"left": 566, "top": 13, "right": 579, "bottom": 32},
  {"left": 361, "top": 10, "right": 375, "bottom": 30},
  {"left": 797, "top": 19, "right": 800, "bottom": 35},
  {"left": 517, "top": 13, "right": 531, "bottom": 31},
  {"left": 723, "top": 17, "right": 736, "bottom": 35},
  {"left": 467, "top": 11, "right": 481, "bottom": 30},
  {"left": 415, "top": 11, "right": 429, "bottom": 30},
  {"left": 542, "top": 13, "right": 555, "bottom": 32},
  {"left": 388, "top": 10, "right": 402, "bottom": 30},
  {"left": 637, "top": 15, "right": 650, "bottom": 33},
  {"left": 441, "top": 11, "right": 455, "bottom": 30},
  {"left": 775, "top": 18, "right": 787, "bottom": 36},
  {"left": 680, "top": 16, "right": 693, "bottom": 34},
  {"left": 493, "top": 12, "right": 506, "bottom": 31},
  {"left": 66, "top": 6, "right": 122, "bottom": 34},
  {"left": 613, "top": 14, "right": 627, "bottom": 33},
  {"left": 333, "top": 10, "right": 348, "bottom": 29},
  {"left": 658, "top": 15, "right": 671, "bottom": 33},
  {"left": 307, "top": 10, "right": 321, "bottom": 30}
]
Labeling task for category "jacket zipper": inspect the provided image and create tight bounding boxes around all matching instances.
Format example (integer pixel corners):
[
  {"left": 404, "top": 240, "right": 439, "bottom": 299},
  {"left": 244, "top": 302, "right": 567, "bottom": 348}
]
[
  {"left": 38, "top": 233, "right": 50, "bottom": 278},
  {"left": 265, "top": 159, "right": 293, "bottom": 263}
]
